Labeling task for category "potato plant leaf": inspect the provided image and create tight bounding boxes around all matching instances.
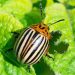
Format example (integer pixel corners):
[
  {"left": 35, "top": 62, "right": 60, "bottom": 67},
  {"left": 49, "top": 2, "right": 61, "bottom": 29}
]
[
  {"left": 1, "top": 0, "right": 32, "bottom": 19},
  {"left": 0, "top": 0, "right": 75, "bottom": 75}
]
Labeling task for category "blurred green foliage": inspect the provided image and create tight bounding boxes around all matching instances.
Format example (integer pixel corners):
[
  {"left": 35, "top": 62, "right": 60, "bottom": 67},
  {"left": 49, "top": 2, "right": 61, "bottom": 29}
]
[{"left": 0, "top": 0, "right": 75, "bottom": 75}]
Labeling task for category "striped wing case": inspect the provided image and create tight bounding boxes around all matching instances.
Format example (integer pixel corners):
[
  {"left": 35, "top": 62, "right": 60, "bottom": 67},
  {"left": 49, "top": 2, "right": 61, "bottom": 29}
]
[{"left": 14, "top": 28, "right": 49, "bottom": 65}]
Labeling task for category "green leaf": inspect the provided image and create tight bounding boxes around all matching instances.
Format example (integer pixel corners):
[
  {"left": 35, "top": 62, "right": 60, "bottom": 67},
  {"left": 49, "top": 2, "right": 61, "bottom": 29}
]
[
  {"left": 1, "top": 0, "right": 32, "bottom": 19},
  {"left": 31, "top": 0, "right": 39, "bottom": 3},
  {"left": 0, "top": 11, "right": 23, "bottom": 49},
  {"left": 46, "top": 0, "right": 54, "bottom": 7},
  {"left": 0, "top": 12, "right": 36, "bottom": 75},
  {"left": 58, "top": 0, "right": 75, "bottom": 6},
  {"left": 0, "top": 0, "right": 9, "bottom": 6},
  {"left": 68, "top": 0, "right": 75, "bottom": 6},
  {"left": 44, "top": 3, "right": 75, "bottom": 75},
  {"left": 68, "top": 9, "right": 75, "bottom": 41},
  {"left": 22, "top": 8, "right": 43, "bottom": 26},
  {"left": 0, "top": 0, "right": 75, "bottom": 75}
]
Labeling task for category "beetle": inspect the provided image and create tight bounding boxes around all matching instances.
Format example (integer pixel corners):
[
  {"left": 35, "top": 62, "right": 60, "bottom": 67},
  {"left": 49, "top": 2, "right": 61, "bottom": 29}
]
[{"left": 14, "top": 19, "right": 64, "bottom": 65}]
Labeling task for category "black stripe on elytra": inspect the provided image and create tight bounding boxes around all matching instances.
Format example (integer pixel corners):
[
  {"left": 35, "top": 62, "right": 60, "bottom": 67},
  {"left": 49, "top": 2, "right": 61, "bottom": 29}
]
[
  {"left": 28, "top": 38, "right": 48, "bottom": 64},
  {"left": 32, "top": 40, "right": 49, "bottom": 64},
  {"left": 21, "top": 34, "right": 41, "bottom": 60},
  {"left": 25, "top": 36, "right": 44, "bottom": 63},
  {"left": 16, "top": 28, "right": 31, "bottom": 55},
  {"left": 20, "top": 30, "right": 40, "bottom": 59},
  {"left": 20, "top": 30, "right": 34, "bottom": 59},
  {"left": 14, "top": 28, "right": 27, "bottom": 51},
  {"left": 34, "top": 42, "right": 48, "bottom": 64},
  {"left": 32, "top": 30, "right": 40, "bottom": 39},
  {"left": 22, "top": 30, "right": 40, "bottom": 57}
]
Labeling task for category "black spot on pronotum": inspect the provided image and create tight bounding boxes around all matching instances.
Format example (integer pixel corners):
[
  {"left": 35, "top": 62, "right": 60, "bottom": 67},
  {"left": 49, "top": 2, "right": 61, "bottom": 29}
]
[
  {"left": 41, "top": 27, "right": 45, "bottom": 29},
  {"left": 39, "top": 25, "right": 45, "bottom": 29},
  {"left": 34, "top": 26, "right": 37, "bottom": 28},
  {"left": 45, "top": 30, "right": 47, "bottom": 32}
]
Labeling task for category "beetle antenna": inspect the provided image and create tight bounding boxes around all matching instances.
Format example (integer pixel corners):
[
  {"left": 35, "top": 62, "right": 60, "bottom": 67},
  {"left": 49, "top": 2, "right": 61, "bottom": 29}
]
[
  {"left": 39, "top": 0, "right": 43, "bottom": 20},
  {"left": 48, "top": 19, "right": 65, "bottom": 26}
]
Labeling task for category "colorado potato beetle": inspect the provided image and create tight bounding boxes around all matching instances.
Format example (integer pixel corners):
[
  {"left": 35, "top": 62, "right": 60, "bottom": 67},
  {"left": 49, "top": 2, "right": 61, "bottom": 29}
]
[
  {"left": 14, "top": 0, "right": 64, "bottom": 65},
  {"left": 14, "top": 19, "right": 64, "bottom": 65}
]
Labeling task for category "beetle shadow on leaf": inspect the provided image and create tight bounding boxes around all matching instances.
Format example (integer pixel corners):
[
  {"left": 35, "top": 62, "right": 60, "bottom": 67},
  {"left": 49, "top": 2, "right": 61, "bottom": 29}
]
[
  {"left": 49, "top": 30, "right": 69, "bottom": 54},
  {"left": 1, "top": 33, "right": 22, "bottom": 67},
  {"left": 33, "top": 58, "right": 55, "bottom": 75},
  {"left": 21, "top": 7, "right": 45, "bottom": 26}
]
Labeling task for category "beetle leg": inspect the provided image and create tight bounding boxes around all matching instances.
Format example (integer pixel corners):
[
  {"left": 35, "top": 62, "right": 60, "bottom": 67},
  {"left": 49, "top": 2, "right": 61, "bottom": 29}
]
[
  {"left": 44, "top": 46, "right": 50, "bottom": 55},
  {"left": 28, "top": 65, "right": 31, "bottom": 72},
  {"left": 46, "top": 52, "right": 54, "bottom": 60},
  {"left": 44, "top": 46, "right": 54, "bottom": 59},
  {"left": 11, "top": 32, "right": 20, "bottom": 38},
  {"left": 44, "top": 49, "right": 48, "bottom": 55}
]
